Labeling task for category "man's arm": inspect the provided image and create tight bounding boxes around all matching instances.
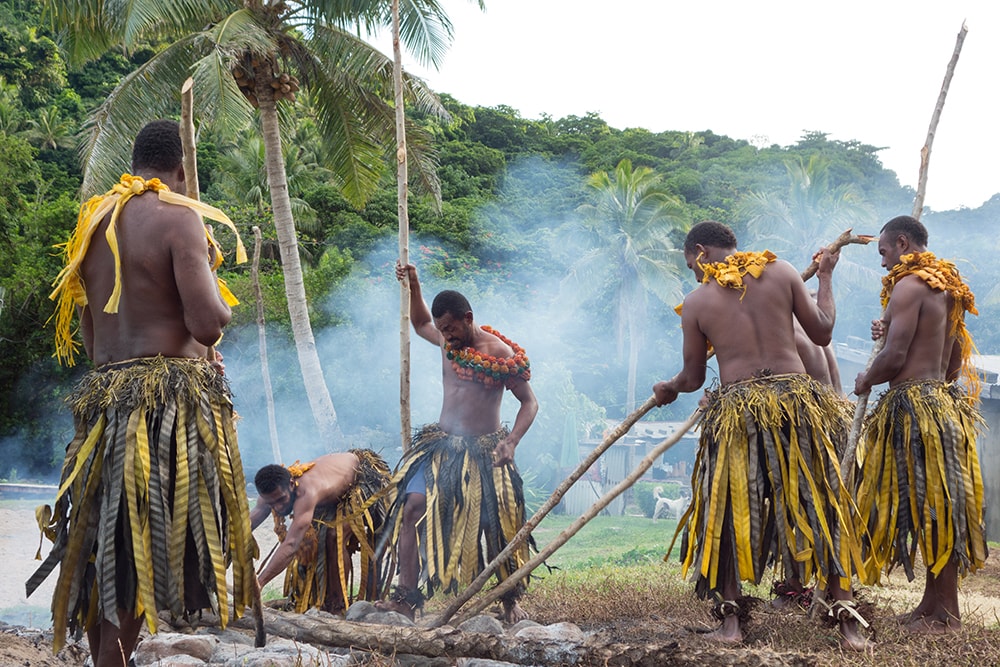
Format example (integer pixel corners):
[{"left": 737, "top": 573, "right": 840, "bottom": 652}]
[
  {"left": 396, "top": 262, "right": 442, "bottom": 345},
  {"left": 945, "top": 338, "right": 962, "bottom": 382},
  {"left": 493, "top": 378, "right": 538, "bottom": 466},
  {"left": 257, "top": 499, "right": 315, "bottom": 588},
  {"left": 854, "top": 279, "right": 922, "bottom": 394},
  {"left": 172, "top": 208, "right": 232, "bottom": 347},
  {"left": 793, "top": 250, "right": 838, "bottom": 347},
  {"left": 249, "top": 497, "right": 271, "bottom": 531},
  {"left": 653, "top": 299, "right": 709, "bottom": 406}
]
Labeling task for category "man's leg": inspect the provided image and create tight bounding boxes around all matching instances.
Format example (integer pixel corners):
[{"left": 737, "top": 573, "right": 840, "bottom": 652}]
[
  {"left": 704, "top": 506, "right": 742, "bottom": 644},
  {"left": 907, "top": 561, "right": 961, "bottom": 634},
  {"left": 826, "top": 575, "right": 871, "bottom": 650},
  {"left": 87, "top": 611, "right": 143, "bottom": 667},
  {"left": 323, "top": 530, "right": 351, "bottom": 615},
  {"left": 376, "top": 492, "right": 425, "bottom": 620}
]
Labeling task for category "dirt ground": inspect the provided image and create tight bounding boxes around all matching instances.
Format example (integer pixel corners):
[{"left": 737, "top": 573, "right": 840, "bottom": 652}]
[{"left": 2, "top": 503, "right": 999, "bottom": 666}]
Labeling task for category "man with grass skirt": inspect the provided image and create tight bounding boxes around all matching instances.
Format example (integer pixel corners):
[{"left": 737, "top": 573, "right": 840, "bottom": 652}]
[
  {"left": 653, "top": 221, "right": 870, "bottom": 650},
  {"left": 378, "top": 262, "right": 538, "bottom": 622},
  {"left": 28, "top": 120, "right": 255, "bottom": 666},
  {"left": 853, "top": 215, "right": 987, "bottom": 634},
  {"left": 250, "top": 451, "right": 391, "bottom": 615}
]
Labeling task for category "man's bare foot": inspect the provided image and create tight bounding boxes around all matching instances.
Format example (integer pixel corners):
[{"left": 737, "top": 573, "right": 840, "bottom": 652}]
[
  {"left": 702, "top": 620, "right": 742, "bottom": 644},
  {"left": 906, "top": 616, "right": 960, "bottom": 635},
  {"left": 839, "top": 625, "right": 874, "bottom": 651},
  {"left": 502, "top": 599, "right": 529, "bottom": 624}
]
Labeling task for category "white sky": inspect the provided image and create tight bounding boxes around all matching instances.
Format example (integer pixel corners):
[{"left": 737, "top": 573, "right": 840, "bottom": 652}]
[{"left": 387, "top": 0, "right": 1000, "bottom": 212}]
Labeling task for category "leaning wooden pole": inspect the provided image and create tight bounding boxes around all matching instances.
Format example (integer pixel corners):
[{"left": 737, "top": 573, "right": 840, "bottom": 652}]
[
  {"left": 448, "top": 407, "right": 704, "bottom": 626},
  {"left": 430, "top": 229, "right": 874, "bottom": 628},
  {"left": 842, "top": 21, "right": 968, "bottom": 484},
  {"left": 181, "top": 77, "right": 265, "bottom": 647},
  {"left": 392, "top": 0, "right": 412, "bottom": 452}
]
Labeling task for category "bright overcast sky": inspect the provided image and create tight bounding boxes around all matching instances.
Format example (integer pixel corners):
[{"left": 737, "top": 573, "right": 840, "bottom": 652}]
[{"left": 387, "top": 0, "right": 1000, "bottom": 212}]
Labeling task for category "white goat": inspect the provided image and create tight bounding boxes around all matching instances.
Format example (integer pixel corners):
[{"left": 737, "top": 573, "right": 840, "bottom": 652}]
[{"left": 652, "top": 486, "right": 689, "bottom": 521}]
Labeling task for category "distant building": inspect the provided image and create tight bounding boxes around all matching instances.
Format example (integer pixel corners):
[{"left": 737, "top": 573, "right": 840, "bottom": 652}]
[{"left": 559, "top": 419, "right": 699, "bottom": 516}]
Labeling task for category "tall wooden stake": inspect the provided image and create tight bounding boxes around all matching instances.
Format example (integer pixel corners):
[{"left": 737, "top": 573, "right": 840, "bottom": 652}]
[
  {"left": 392, "top": 0, "right": 412, "bottom": 451},
  {"left": 842, "top": 21, "right": 968, "bottom": 483},
  {"left": 180, "top": 77, "right": 264, "bottom": 647},
  {"left": 253, "top": 225, "right": 282, "bottom": 464}
]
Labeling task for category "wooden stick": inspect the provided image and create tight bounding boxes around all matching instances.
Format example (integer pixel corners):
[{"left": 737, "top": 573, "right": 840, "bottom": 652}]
[
  {"left": 182, "top": 77, "right": 265, "bottom": 644},
  {"left": 841, "top": 22, "right": 967, "bottom": 485},
  {"left": 445, "top": 407, "right": 704, "bottom": 627},
  {"left": 392, "top": 0, "right": 412, "bottom": 452},
  {"left": 799, "top": 228, "right": 876, "bottom": 282},
  {"left": 252, "top": 226, "right": 282, "bottom": 464}
]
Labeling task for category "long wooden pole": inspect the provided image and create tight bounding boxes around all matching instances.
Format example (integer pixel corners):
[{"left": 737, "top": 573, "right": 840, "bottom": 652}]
[
  {"left": 252, "top": 226, "right": 282, "bottom": 464},
  {"left": 842, "top": 21, "right": 968, "bottom": 484},
  {"left": 429, "top": 229, "right": 873, "bottom": 627},
  {"left": 181, "top": 77, "right": 265, "bottom": 647},
  {"left": 392, "top": 0, "right": 412, "bottom": 452},
  {"left": 446, "top": 407, "right": 704, "bottom": 627}
]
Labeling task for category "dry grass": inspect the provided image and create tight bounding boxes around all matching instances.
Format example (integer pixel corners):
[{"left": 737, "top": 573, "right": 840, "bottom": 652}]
[{"left": 511, "top": 559, "right": 1000, "bottom": 666}]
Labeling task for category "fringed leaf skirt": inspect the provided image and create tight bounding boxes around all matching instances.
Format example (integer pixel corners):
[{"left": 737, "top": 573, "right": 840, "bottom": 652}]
[
  {"left": 276, "top": 449, "right": 390, "bottom": 612},
  {"left": 855, "top": 380, "right": 986, "bottom": 582},
  {"left": 26, "top": 356, "right": 256, "bottom": 650},
  {"left": 671, "top": 373, "right": 864, "bottom": 598},
  {"left": 378, "top": 424, "right": 530, "bottom": 600}
]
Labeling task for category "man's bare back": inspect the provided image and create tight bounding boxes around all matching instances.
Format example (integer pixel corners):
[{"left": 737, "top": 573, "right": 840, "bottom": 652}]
[
  {"left": 291, "top": 452, "right": 360, "bottom": 512},
  {"left": 79, "top": 185, "right": 230, "bottom": 366}
]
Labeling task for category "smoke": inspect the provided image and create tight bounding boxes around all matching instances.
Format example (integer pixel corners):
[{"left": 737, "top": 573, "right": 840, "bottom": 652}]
[{"left": 223, "top": 155, "right": 703, "bottom": 485}]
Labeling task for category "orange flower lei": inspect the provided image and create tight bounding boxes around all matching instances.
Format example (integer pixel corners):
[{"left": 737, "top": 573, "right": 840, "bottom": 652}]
[
  {"left": 446, "top": 325, "right": 531, "bottom": 388},
  {"left": 882, "top": 251, "right": 980, "bottom": 397},
  {"left": 698, "top": 250, "right": 777, "bottom": 299}
]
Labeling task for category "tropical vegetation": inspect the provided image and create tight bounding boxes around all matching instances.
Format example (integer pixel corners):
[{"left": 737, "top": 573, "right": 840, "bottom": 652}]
[{"left": 1, "top": 0, "right": 998, "bottom": 495}]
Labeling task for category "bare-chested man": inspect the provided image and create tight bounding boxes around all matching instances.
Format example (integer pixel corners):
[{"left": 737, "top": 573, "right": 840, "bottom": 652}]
[
  {"left": 29, "top": 120, "right": 255, "bottom": 666},
  {"left": 377, "top": 262, "right": 538, "bottom": 623},
  {"left": 653, "top": 221, "right": 869, "bottom": 649},
  {"left": 853, "top": 215, "right": 986, "bottom": 634},
  {"left": 250, "top": 451, "right": 390, "bottom": 614}
]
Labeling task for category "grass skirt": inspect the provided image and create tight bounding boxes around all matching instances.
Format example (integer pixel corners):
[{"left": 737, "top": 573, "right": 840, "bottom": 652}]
[
  {"left": 855, "top": 380, "right": 986, "bottom": 582},
  {"left": 26, "top": 357, "right": 255, "bottom": 651},
  {"left": 277, "top": 449, "right": 390, "bottom": 612},
  {"left": 671, "top": 373, "right": 864, "bottom": 598},
  {"left": 378, "top": 424, "right": 530, "bottom": 600}
]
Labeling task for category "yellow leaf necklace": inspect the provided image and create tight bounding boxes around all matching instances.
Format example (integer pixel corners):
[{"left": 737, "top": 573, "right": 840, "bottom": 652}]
[{"left": 698, "top": 250, "right": 777, "bottom": 298}]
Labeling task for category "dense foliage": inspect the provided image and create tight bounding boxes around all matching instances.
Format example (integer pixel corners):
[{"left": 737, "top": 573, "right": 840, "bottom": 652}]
[{"left": 1, "top": 0, "right": 997, "bottom": 484}]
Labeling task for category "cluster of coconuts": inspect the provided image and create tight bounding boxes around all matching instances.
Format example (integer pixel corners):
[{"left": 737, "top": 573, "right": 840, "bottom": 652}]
[{"left": 232, "top": 63, "right": 300, "bottom": 107}]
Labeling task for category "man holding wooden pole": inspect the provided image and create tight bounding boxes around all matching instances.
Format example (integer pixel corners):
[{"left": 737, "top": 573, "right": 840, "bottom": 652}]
[
  {"left": 377, "top": 262, "right": 537, "bottom": 623},
  {"left": 652, "top": 221, "right": 870, "bottom": 650},
  {"left": 852, "top": 215, "right": 986, "bottom": 634}
]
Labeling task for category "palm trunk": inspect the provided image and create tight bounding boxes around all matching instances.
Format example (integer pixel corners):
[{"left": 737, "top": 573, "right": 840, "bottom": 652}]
[
  {"left": 392, "top": 0, "right": 412, "bottom": 452},
  {"left": 254, "top": 69, "right": 342, "bottom": 447}
]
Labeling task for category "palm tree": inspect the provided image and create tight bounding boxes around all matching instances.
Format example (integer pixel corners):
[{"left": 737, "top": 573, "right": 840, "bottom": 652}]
[
  {"left": 42, "top": 0, "right": 453, "bottom": 446},
  {"left": 564, "top": 159, "right": 688, "bottom": 414},
  {"left": 741, "top": 155, "right": 875, "bottom": 268}
]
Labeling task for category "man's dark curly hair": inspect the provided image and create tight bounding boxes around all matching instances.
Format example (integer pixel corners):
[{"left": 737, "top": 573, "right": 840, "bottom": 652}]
[
  {"left": 431, "top": 290, "right": 472, "bottom": 320},
  {"left": 684, "top": 220, "right": 738, "bottom": 254},
  {"left": 881, "top": 215, "right": 928, "bottom": 247},
  {"left": 131, "top": 119, "right": 184, "bottom": 173},
  {"left": 254, "top": 464, "right": 291, "bottom": 494}
]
